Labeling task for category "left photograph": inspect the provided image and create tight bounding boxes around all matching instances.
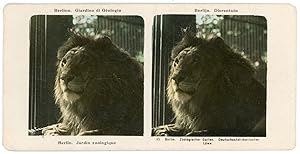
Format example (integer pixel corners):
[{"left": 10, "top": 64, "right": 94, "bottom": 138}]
[{"left": 28, "top": 15, "right": 144, "bottom": 136}]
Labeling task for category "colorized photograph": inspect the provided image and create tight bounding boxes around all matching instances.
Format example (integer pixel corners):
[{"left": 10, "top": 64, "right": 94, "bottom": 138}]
[
  {"left": 28, "top": 15, "right": 144, "bottom": 136},
  {"left": 152, "top": 15, "right": 267, "bottom": 136}
]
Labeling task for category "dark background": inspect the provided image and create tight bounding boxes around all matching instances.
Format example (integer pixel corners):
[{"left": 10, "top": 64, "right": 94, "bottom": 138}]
[
  {"left": 29, "top": 15, "right": 144, "bottom": 131},
  {"left": 152, "top": 15, "right": 267, "bottom": 127}
]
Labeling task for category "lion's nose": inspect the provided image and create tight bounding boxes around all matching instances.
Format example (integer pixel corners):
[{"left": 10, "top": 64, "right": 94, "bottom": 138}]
[
  {"left": 60, "top": 74, "right": 74, "bottom": 84},
  {"left": 171, "top": 73, "right": 185, "bottom": 84},
  {"left": 61, "top": 58, "right": 67, "bottom": 67}
]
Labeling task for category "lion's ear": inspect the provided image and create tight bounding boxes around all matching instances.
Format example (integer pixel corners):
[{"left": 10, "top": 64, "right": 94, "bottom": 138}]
[
  {"left": 95, "top": 35, "right": 112, "bottom": 45},
  {"left": 207, "top": 36, "right": 232, "bottom": 52},
  {"left": 181, "top": 27, "right": 192, "bottom": 35},
  {"left": 181, "top": 27, "right": 197, "bottom": 43},
  {"left": 101, "top": 35, "right": 112, "bottom": 44},
  {"left": 207, "top": 35, "right": 225, "bottom": 45}
]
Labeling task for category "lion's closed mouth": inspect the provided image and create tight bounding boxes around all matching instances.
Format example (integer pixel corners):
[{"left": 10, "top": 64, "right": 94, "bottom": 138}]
[
  {"left": 176, "top": 88, "right": 195, "bottom": 96},
  {"left": 60, "top": 75, "right": 86, "bottom": 93},
  {"left": 177, "top": 82, "right": 195, "bottom": 94},
  {"left": 67, "top": 82, "right": 85, "bottom": 93}
]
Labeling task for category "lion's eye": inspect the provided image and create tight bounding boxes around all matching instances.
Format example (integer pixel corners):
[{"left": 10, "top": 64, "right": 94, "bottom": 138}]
[
  {"left": 174, "top": 58, "right": 179, "bottom": 66},
  {"left": 61, "top": 58, "right": 67, "bottom": 67}
]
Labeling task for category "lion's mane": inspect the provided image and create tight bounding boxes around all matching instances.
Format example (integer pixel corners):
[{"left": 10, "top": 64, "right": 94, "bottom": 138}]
[
  {"left": 167, "top": 30, "right": 266, "bottom": 136},
  {"left": 50, "top": 32, "right": 143, "bottom": 135}
]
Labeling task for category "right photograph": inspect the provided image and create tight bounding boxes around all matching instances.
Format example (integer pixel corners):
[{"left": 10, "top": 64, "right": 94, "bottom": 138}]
[{"left": 152, "top": 15, "right": 267, "bottom": 137}]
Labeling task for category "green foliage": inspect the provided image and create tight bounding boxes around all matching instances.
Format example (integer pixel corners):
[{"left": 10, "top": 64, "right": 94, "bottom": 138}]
[
  {"left": 72, "top": 15, "right": 98, "bottom": 36},
  {"left": 196, "top": 15, "right": 223, "bottom": 38},
  {"left": 135, "top": 51, "right": 144, "bottom": 63}
]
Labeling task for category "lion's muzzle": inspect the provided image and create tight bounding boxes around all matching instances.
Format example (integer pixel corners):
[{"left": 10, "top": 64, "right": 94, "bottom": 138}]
[
  {"left": 60, "top": 73, "right": 74, "bottom": 85},
  {"left": 60, "top": 74, "right": 85, "bottom": 93},
  {"left": 171, "top": 72, "right": 185, "bottom": 85},
  {"left": 171, "top": 72, "right": 196, "bottom": 95}
]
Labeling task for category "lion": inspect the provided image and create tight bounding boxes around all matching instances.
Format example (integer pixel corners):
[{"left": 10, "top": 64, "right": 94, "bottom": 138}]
[
  {"left": 42, "top": 32, "right": 144, "bottom": 136},
  {"left": 152, "top": 29, "right": 266, "bottom": 136}
]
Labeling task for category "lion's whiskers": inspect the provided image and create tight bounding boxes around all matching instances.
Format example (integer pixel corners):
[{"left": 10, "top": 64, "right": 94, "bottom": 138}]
[{"left": 95, "top": 77, "right": 122, "bottom": 80}]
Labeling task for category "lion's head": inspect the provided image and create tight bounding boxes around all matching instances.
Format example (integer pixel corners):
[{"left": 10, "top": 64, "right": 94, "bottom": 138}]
[
  {"left": 55, "top": 33, "right": 117, "bottom": 103},
  {"left": 56, "top": 45, "right": 95, "bottom": 102},
  {"left": 168, "top": 45, "right": 224, "bottom": 103},
  {"left": 52, "top": 32, "right": 144, "bottom": 135},
  {"left": 167, "top": 29, "right": 265, "bottom": 135}
]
